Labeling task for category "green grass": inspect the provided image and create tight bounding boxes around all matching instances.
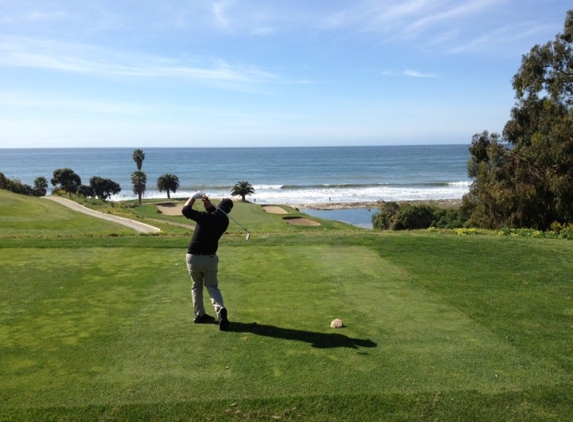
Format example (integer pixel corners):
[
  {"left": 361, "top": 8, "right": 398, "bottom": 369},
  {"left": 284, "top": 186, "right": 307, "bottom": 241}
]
[
  {"left": 71, "top": 196, "right": 360, "bottom": 235},
  {"left": 1, "top": 190, "right": 572, "bottom": 421},
  {"left": 0, "top": 192, "right": 134, "bottom": 237}
]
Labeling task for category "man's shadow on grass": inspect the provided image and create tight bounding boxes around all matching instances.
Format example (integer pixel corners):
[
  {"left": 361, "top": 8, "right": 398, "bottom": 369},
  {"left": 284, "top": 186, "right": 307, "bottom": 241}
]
[{"left": 229, "top": 322, "right": 377, "bottom": 349}]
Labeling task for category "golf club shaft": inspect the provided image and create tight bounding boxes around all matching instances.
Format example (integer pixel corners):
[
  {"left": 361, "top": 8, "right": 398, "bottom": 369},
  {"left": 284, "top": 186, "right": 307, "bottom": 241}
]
[{"left": 218, "top": 208, "right": 250, "bottom": 233}]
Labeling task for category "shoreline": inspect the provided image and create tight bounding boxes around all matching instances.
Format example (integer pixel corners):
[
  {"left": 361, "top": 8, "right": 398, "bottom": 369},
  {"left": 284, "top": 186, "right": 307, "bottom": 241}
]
[
  {"left": 154, "top": 197, "right": 463, "bottom": 212},
  {"left": 155, "top": 198, "right": 462, "bottom": 219},
  {"left": 294, "top": 199, "right": 463, "bottom": 211}
]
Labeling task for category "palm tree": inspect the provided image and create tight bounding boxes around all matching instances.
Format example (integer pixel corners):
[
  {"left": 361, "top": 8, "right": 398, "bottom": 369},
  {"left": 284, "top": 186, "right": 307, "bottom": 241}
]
[
  {"left": 132, "top": 149, "right": 145, "bottom": 171},
  {"left": 33, "top": 176, "right": 49, "bottom": 196},
  {"left": 131, "top": 170, "right": 147, "bottom": 205},
  {"left": 231, "top": 181, "right": 255, "bottom": 202},
  {"left": 157, "top": 173, "right": 180, "bottom": 199}
]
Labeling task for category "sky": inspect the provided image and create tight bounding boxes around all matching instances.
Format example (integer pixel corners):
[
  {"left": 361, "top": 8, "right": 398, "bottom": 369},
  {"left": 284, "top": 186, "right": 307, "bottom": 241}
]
[{"left": 0, "top": 0, "right": 571, "bottom": 148}]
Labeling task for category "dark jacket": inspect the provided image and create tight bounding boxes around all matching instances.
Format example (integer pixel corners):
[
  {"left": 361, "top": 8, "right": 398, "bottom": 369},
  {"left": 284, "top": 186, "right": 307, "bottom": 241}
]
[{"left": 182, "top": 204, "right": 229, "bottom": 255}]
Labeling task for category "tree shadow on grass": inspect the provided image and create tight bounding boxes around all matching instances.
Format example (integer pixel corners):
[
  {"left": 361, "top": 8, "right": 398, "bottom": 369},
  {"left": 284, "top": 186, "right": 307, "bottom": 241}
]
[{"left": 229, "top": 321, "right": 377, "bottom": 349}]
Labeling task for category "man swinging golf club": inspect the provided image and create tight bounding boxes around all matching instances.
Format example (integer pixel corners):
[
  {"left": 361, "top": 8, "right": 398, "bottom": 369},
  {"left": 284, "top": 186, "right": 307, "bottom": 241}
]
[{"left": 182, "top": 192, "right": 233, "bottom": 331}]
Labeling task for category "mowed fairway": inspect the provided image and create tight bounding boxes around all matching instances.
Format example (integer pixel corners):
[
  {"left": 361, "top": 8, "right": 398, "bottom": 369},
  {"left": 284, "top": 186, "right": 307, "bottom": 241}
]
[{"left": 1, "top": 191, "right": 572, "bottom": 421}]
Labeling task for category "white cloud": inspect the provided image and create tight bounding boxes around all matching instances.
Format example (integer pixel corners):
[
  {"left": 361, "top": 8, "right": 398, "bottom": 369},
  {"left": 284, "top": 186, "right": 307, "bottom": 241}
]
[
  {"left": 369, "top": 0, "right": 435, "bottom": 27},
  {"left": 0, "top": 92, "right": 149, "bottom": 115},
  {"left": 317, "top": 0, "right": 558, "bottom": 56},
  {"left": 448, "top": 22, "right": 554, "bottom": 54},
  {"left": 404, "top": 69, "right": 436, "bottom": 78},
  {"left": 211, "top": 0, "right": 233, "bottom": 30},
  {"left": 0, "top": 6, "right": 68, "bottom": 25},
  {"left": 250, "top": 26, "right": 278, "bottom": 36},
  {"left": 404, "top": 0, "right": 502, "bottom": 36},
  {"left": 0, "top": 36, "right": 280, "bottom": 88},
  {"left": 378, "top": 69, "right": 435, "bottom": 78}
]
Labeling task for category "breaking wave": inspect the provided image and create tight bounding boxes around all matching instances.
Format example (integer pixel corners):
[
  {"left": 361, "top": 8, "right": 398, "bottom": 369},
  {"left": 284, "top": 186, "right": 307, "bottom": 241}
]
[{"left": 111, "top": 181, "right": 471, "bottom": 204}]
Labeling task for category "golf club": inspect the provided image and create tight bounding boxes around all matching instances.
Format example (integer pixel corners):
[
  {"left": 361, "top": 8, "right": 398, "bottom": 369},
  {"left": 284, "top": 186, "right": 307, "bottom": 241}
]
[{"left": 217, "top": 207, "right": 251, "bottom": 240}]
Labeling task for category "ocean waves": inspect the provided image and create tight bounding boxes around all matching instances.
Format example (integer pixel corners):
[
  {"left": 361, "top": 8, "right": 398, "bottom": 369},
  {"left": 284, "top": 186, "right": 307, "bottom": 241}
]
[
  {"left": 279, "top": 181, "right": 469, "bottom": 190},
  {"left": 1, "top": 145, "right": 473, "bottom": 205},
  {"left": 111, "top": 181, "right": 471, "bottom": 204}
]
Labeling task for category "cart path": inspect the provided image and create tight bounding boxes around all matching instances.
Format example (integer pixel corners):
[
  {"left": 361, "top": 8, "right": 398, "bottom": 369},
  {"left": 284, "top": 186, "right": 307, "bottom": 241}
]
[{"left": 43, "top": 196, "right": 161, "bottom": 234}]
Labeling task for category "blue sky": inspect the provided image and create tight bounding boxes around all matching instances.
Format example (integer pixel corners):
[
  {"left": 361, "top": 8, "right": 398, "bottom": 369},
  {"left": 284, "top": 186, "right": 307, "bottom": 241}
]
[{"left": 1, "top": 0, "right": 570, "bottom": 148}]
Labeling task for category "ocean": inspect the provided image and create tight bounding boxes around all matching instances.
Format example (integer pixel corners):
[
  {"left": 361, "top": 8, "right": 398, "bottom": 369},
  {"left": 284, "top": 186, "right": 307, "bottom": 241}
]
[{"left": 0, "top": 145, "right": 472, "bottom": 228}]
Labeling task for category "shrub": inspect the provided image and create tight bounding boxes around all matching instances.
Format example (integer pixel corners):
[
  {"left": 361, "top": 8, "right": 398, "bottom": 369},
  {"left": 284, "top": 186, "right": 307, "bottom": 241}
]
[
  {"left": 550, "top": 222, "right": 573, "bottom": 239},
  {"left": 373, "top": 202, "right": 469, "bottom": 231},
  {"left": 432, "top": 209, "right": 466, "bottom": 229},
  {"left": 372, "top": 202, "right": 400, "bottom": 230},
  {"left": 1, "top": 177, "right": 33, "bottom": 195},
  {"left": 395, "top": 205, "right": 435, "bottom": 230}
]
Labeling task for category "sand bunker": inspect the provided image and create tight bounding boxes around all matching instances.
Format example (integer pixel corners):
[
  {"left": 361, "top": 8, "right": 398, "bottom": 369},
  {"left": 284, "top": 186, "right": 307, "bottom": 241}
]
[
  {"left": 262, "top": 205, "right": 288, "bottom": 214},
  {"left": 283, "top": 216, "right": 321, "bottom": 226},
  {"left": 155, "top": 202, "right": 320, "bottom": 227},
  {"left": 155, "top": 202, "right": 184, "bottom": 216}
]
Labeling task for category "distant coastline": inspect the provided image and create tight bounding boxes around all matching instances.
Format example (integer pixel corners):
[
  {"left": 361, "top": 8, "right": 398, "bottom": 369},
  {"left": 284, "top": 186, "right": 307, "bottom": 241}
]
[
  {"left": 154, "top": 197, "right": 464, "bottom": 211},
  {"left": 296, "top": 198, "right": 463, "bottom": 211},
  {"left": 1, "top": 145, "right": 471, "bottom": 205}
]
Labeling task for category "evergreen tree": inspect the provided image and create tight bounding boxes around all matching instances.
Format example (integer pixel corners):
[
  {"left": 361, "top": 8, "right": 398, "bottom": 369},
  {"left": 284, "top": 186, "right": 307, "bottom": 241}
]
[{"left": 464, "top": 10, "right": 573, "bottom": 230}]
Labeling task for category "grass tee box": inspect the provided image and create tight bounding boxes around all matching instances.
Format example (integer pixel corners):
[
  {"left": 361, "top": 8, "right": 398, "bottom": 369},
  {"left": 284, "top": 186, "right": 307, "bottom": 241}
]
[{"left": 1, "top": 190, "right": 572, "bottom": 420}]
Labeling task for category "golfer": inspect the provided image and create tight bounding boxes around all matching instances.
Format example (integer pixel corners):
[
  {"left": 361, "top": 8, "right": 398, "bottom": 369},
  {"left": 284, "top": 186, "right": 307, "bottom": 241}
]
[{"left": 182, "top": 193, "right": 233, "bottom": 331}]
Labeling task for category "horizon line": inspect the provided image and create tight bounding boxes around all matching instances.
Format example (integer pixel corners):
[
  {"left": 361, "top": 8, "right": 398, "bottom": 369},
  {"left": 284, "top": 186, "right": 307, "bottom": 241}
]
[{"left": 0, "top": 142, "right": 471, "bottom": 150}]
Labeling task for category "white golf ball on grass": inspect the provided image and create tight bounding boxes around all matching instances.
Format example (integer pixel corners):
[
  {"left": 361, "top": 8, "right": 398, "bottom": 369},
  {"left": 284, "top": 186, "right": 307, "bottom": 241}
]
[{"left": 330, "top": 318, "right": 345, "bottom": 328}]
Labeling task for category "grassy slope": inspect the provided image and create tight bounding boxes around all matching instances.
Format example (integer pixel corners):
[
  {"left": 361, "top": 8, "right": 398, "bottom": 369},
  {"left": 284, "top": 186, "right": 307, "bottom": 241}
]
[
  {"left": 0, "top": 191, "right": 134, "bottom": 237},
  {"left": 1, "top": 190, "right": 572, "bottom": 421}
]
